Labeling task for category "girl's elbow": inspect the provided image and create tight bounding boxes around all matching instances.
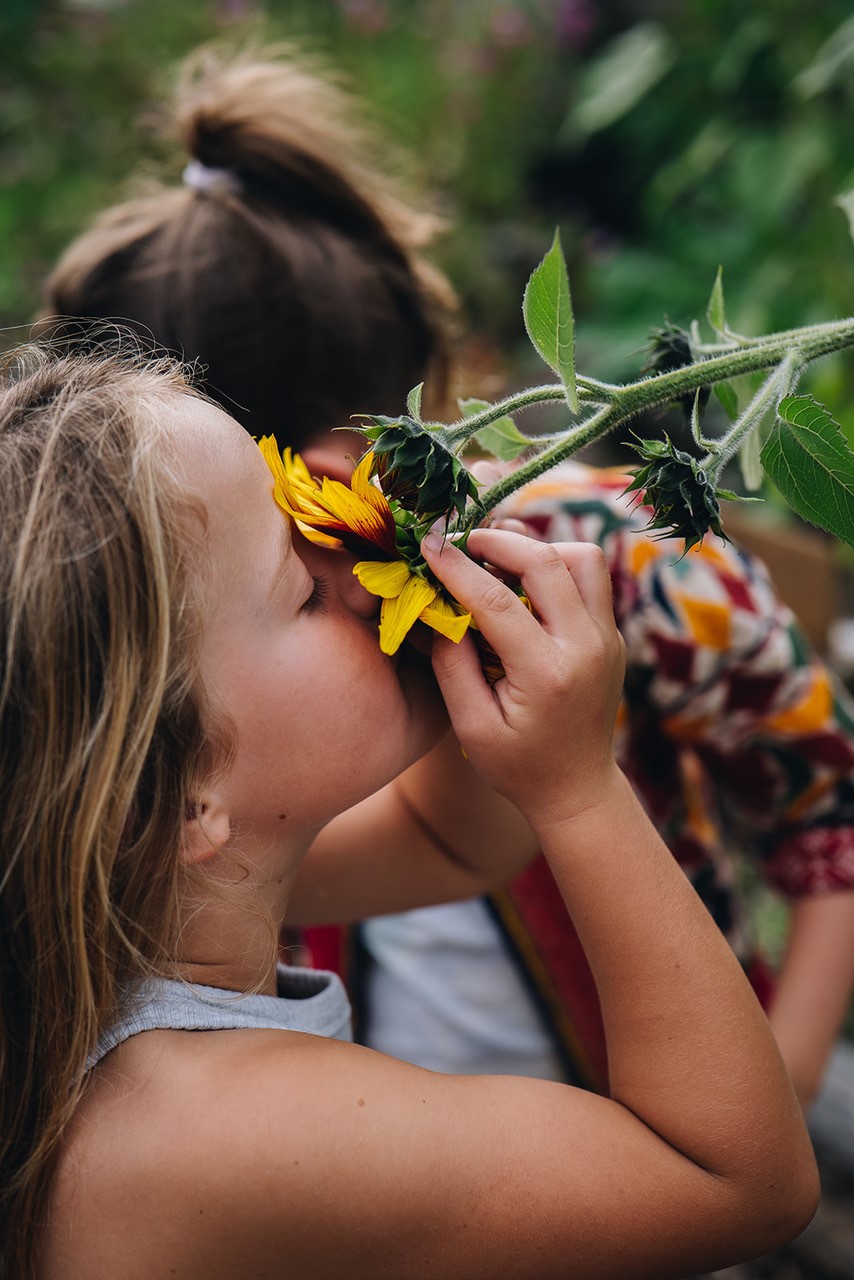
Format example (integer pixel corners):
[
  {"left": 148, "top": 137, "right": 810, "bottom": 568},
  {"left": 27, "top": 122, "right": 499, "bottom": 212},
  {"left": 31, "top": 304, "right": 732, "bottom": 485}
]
[{"left": 744, "top": 1147, "right": 821, "bottom": 1259}]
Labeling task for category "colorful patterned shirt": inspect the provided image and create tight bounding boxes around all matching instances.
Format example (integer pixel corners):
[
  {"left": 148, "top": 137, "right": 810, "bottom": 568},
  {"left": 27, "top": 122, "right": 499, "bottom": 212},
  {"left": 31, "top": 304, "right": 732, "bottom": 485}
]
[{"left": 500, "top": 461, "right": 854, "bottom": 940}]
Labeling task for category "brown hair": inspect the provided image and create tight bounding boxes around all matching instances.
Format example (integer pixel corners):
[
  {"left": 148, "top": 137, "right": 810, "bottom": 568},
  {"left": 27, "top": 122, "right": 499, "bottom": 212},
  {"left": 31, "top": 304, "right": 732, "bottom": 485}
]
[
  {"left": 0, "top": 343, "right": 216, "bottom": 1277},
  {"left": 40, "top": 46, "right": 457, "bottom": 451}
]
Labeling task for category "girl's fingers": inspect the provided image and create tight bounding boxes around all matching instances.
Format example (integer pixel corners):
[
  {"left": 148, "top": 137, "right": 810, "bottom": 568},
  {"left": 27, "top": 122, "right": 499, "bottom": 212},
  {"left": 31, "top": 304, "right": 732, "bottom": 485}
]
[
  {"left": 430, "top": 631, "right": 497, "bottom": 733},
  {"left": 542, "top": 539, "right": 615, "bottom": 629},
  {"left": 487, "top": 516, "right": 529, "bottom": 536},
  {"left": 466, "top": 528, "right": 615, "bottom": 630},
  {"left": 421, "top": 532, "right": 559, "bottom": 661},
  {"left": 441, "top": 527, "right": 615, "bottom": 637}
]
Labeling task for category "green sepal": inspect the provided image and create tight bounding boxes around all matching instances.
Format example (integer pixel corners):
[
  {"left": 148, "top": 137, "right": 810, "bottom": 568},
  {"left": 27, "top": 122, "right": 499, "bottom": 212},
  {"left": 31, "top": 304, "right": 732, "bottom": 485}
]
[
  {"left": 361, "top": 415, "right": 480, "bottom": 523},
  {"left": 643, "top": 321, "right": 711, "bottom": 420},
  {"left": 714, "top": 488, "right": 763, "bottom": 503}
]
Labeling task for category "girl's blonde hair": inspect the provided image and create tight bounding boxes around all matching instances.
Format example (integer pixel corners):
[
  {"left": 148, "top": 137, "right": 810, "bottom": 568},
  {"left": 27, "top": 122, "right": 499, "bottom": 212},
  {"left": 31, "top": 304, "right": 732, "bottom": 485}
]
[
  {"left": 0, "top": 342, "right": 216, "bottom": 1277},
  {"left": 40, "top": 45, "right": 457, "bottom": 448}
]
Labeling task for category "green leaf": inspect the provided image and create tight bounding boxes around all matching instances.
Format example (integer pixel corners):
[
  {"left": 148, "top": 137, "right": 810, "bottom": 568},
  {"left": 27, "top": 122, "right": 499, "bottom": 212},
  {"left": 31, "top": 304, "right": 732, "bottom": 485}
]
[
  {"left": 406, "top": 382, "right": 423, "bottom": 420},
  {"left": 459, "top": 398, "right": 491, "bottom": 418},
  {"left": 562, "top": 23, "right": 673, "bottom": 138},
  {"left": 706, "top": 265, "right": 726, "bottom": 334},
  {"left": 522, "top": 230, "right": 578, "bottom": 412},
  {"left": 714, "top": 381, "right": 739, "bottom": 421},
  {"left": 760, "top": 395, "right": 854, "bottom": 548},
  {"left": 458, "top": 398, "right": 531, "bottom": 462},
  {"left": 474, "top": 421, "right": 532, "bottom": 462},
  {"left": 835, "top": 190, "right": 854, "bottom": 245}
]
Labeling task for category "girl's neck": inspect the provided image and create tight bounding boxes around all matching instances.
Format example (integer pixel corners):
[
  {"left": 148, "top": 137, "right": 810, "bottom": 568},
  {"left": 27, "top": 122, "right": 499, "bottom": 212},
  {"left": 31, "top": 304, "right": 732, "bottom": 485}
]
[{"left": 175, "top": 842, "right": 309, "bottom": 996}]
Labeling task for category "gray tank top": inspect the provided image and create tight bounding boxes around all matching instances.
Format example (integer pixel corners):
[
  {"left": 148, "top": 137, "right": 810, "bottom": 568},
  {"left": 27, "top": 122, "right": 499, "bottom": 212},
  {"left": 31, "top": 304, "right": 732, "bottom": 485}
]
[{"left": 88, "top": 964, "right": 352, "bottom": 1069}]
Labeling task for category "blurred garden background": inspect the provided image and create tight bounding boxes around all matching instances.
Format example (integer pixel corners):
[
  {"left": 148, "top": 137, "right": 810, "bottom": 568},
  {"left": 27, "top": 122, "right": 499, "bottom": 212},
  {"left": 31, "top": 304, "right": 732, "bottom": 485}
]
[
  {"left": 3, "top": 0, "right": 854, "bottom": 404},
  {"left": 3, "top": 6, "right": 854, "bottom": 1269},
  {"left": 5, "top": 0, "right": 854, "bottom": 884}
]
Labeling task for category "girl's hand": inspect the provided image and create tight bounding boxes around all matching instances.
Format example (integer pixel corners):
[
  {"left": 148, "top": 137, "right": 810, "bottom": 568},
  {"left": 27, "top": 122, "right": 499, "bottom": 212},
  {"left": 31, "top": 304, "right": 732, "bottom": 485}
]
[{"left": 420, "top": 528, "right": 625, "bottom": 832}]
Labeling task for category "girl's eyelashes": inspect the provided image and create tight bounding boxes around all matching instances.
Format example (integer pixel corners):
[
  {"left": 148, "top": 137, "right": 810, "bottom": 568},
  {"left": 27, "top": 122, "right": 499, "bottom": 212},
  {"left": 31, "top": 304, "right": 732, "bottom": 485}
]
[{"left": 301, "top": 574, "right": 330, "bottom": 613}]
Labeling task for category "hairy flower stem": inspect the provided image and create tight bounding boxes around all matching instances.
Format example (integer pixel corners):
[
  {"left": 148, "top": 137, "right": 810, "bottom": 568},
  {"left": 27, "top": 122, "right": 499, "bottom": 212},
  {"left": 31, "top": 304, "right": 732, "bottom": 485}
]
[
  {"left": 697, "top": 355, "right": 802, "bottom": 476},
  {"left": 440, "top": 378, "right": 616, "bottom": 448},
  {"left": 452, "top": 317, "right": 854, "bottom": 532},
  {"left": 460, "top": 407, "right": 617, "bottom": 531}
]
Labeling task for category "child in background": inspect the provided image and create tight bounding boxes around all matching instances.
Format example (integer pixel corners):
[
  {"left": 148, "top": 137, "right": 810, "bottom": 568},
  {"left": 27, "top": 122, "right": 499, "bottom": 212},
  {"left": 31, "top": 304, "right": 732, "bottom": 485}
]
[
  {"left": 0, "top": 341, "right": 819, "bottom": 1278},
  {"left": 40, "top": 46, "right": 854, "bottom": 1109}
]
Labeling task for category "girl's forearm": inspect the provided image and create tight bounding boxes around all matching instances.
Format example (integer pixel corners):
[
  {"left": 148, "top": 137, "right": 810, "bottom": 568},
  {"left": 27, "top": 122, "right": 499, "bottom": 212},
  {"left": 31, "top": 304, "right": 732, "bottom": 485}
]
[{"left": 534, "top": 766, "right": 814, "bottom": 1190}]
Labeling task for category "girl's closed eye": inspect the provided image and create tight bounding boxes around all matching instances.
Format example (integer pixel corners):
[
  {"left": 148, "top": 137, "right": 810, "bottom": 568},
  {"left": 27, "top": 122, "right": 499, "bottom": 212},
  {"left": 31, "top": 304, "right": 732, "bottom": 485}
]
[{"left": 302, "top": 574, "right": 329, "bottom": 613}]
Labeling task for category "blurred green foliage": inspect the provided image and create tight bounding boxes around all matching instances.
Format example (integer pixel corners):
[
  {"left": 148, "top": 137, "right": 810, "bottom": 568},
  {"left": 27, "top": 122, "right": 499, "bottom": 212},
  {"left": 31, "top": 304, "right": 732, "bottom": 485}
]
[{"left": 2, "top": 0, "right": 853, "bottom": 411}]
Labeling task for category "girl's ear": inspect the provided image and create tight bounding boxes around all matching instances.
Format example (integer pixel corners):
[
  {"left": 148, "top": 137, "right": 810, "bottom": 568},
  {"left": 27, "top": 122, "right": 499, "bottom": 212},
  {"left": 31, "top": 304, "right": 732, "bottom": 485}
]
[{"left": 182, "top": 799, "right": 231, "bottom": 866}]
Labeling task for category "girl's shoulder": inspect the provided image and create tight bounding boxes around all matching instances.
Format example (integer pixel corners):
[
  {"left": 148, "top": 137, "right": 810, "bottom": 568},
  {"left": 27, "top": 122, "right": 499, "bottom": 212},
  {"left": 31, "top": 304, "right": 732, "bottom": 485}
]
[{"left": 43, "top": 1025, "right": 361, "bottom": 1278}]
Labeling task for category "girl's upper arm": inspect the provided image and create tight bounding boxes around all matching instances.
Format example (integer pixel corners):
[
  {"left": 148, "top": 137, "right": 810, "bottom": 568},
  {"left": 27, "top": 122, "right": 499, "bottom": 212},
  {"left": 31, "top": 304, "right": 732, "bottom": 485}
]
[{"left": 192, "top": 1037, "right": 804, "bottom": 1280}]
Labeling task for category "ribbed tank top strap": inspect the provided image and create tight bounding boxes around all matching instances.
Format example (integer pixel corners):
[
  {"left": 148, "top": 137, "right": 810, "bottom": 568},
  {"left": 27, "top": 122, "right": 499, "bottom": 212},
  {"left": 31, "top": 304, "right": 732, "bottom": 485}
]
[{"left": 88, "top": 964, "right": 352, "bottom": 1069}]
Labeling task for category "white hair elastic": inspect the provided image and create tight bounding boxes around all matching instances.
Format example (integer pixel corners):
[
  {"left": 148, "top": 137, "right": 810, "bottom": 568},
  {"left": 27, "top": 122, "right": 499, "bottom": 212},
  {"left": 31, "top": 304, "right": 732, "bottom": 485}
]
[{"left": 182, "top": 159, "right": 242, "bottom": 197}]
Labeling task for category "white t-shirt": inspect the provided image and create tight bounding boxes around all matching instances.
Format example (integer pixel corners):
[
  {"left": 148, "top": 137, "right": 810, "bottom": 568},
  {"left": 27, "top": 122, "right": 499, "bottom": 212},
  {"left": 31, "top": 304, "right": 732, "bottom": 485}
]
[{"left": 361, "top": 897, "right": 566, "bottom": 1080}]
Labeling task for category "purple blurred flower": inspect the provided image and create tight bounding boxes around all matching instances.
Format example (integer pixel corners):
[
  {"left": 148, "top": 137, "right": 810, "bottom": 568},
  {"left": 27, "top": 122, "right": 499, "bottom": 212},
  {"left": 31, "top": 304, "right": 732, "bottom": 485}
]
[{"left": 555, "top": 0, "right": 595, "bottom": 49}]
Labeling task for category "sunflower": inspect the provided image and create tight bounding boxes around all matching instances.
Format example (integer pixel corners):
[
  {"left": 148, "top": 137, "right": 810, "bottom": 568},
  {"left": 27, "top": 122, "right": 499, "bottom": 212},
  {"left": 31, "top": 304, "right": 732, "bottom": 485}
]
[{"left": 258, "top": 438, "right": 472, "bottom": 655}]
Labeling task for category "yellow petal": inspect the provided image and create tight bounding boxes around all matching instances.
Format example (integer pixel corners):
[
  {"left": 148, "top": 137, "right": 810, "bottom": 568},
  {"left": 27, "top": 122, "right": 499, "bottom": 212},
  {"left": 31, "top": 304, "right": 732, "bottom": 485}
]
[
  {"left": 350, "top": 449, "right": 383, "bottom": 501},
  {"left": 268, "top": 447, "right": 396, "bottom": 554},
  {"left": 294, "top": 521, "right": 343, "bottom": 549},
  {"left": 317, "top": 476, "right": 396, "bottom": 550},
  {"left": 353, "top": 559, "right": 412, "bottom": 599},
  {"left": 379, "top": 576, "right": 438, "bottom": 654},
  {"left": 419, "top": 594, "right": 472, "bottom": 643},
  {"left": 257, "top": 435, "right": 287, "bottom": 487}
]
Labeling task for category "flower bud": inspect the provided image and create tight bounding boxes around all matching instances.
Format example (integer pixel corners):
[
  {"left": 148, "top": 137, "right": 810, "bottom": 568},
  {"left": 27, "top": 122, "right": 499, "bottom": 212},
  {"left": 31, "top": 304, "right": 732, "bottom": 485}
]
[
  {"left": 625, "top": 437, "right": 728, "bottom": 553},
  {"left": 643, "top": 322, "right": 710, "bottom": 418},
  {"left": 362, "top": 416, "right": 479, "bottom": 523}
]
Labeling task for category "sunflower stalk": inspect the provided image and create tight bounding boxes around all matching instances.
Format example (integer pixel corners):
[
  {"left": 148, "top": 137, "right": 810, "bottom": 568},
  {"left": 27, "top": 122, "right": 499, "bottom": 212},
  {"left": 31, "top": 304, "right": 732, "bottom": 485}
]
[
  {"left": 383, "top": 237, "right": 854, "bottom": 548},
  {"left": 427, "top": 230, "right": 854, "bottom": 545},
  {"left": 449, "top": 322, "right": 854, "bottom": 534},
  {"left": 696, "top": 354, "right": 803, "bottom": 476},
  {"left": 262, "top": 236, "right": 854, "bottom": 666}
]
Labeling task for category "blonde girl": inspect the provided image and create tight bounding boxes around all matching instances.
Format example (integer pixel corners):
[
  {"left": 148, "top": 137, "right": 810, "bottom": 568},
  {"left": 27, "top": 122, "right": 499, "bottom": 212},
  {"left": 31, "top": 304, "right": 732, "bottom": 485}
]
[
  {"left": 1, "top": 342, "right": 816, "bottom": 1278},
  {"left": 39, "top": 50, "right": 854, "bottom": 1113}
]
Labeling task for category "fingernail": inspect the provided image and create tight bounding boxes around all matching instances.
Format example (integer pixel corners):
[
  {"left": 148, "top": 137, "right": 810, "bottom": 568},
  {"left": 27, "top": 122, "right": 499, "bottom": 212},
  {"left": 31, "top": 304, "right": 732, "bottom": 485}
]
[{"left": 422, "top": 532, "right": 442, "bottom": 553}]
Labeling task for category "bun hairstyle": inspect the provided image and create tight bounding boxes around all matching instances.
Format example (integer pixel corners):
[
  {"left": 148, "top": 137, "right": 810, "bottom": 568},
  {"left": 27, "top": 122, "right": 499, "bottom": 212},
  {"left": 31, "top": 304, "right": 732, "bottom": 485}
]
[
  {"left": 0, "top": 343, "right": 218, "bottom": 1278},
  {"left": 40, "top": 46, "right": 457, "bottom": 449}
]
